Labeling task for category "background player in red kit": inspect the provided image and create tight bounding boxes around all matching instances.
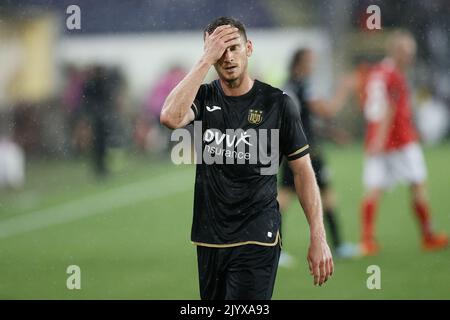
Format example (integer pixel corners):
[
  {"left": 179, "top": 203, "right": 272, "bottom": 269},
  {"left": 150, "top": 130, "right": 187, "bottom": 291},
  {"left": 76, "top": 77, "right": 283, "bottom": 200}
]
[{"left": 359, "top": 30, "right": 448, "bottom": 256}]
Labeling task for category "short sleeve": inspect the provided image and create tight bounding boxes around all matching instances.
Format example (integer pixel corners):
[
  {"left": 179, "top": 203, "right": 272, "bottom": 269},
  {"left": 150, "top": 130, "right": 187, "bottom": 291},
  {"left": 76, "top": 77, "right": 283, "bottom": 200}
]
[
  {"left": 386, "top": 72, "right": 401, "bottom": 108},
  {"left": 280, "top": 94, "right": 310, "bottom": 161},
  {"left": 191, "top": 84, "right": 207, "bottom": 121},
  {"left": 283, "top": 83, "right": 302, "bottom": 112}
]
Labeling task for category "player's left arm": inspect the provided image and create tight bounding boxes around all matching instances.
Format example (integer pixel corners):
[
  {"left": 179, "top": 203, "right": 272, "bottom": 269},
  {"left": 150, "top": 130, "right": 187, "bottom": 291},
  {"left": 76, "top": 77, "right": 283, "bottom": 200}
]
[
  {"left": 280, "top": 94, "right": 333, "bottom": 286},
  {"left": 289, "top": 155, "right": 334, "bottom": 286}
]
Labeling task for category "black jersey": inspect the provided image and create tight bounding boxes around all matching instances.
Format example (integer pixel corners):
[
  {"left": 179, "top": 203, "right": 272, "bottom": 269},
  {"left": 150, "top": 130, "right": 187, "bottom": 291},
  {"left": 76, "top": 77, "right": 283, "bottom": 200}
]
[{"left": 190, "top": 79, "right": 309, "bottom": 247}]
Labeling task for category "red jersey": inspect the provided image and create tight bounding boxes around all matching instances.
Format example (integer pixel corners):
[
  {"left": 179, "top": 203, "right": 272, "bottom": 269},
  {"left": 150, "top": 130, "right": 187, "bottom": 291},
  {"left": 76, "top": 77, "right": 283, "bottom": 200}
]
[{"left": 362, "top": 59, "right": 417, "bottom": 151}]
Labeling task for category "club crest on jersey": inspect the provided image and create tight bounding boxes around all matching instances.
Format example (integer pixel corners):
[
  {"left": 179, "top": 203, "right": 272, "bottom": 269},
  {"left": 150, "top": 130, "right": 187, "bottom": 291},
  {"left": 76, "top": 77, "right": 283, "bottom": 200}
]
[{"left": 248, "top": 109, "right": 263, "bottom": 125}]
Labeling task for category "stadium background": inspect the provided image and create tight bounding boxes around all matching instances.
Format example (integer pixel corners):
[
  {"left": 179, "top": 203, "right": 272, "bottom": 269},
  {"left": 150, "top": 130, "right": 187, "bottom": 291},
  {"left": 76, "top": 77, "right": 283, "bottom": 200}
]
[{"left": 0, "top": 0, "right": 449, "bottom": 299}]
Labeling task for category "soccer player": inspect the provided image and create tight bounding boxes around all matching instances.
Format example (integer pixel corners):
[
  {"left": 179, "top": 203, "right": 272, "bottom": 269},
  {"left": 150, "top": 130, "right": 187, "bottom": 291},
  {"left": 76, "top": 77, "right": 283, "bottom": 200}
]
[
  {"left": 279, "top": 48, "right": 358, "bottom": 264},
  {"left": 359, "top": 30, "right": 448, "bottom": 255},
  {"left": 160, "top": 17, "right": 333, "bottom": 300}
]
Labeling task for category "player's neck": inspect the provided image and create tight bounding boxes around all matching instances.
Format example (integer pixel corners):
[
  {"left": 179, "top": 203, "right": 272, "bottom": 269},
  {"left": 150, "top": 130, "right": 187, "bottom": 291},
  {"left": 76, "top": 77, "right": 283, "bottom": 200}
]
[
  {"left": 219, "top": 75, "right": 254, "bottom": 97},
  {"left": 388, "top": 56, "right": 408, "bottom": 72}
]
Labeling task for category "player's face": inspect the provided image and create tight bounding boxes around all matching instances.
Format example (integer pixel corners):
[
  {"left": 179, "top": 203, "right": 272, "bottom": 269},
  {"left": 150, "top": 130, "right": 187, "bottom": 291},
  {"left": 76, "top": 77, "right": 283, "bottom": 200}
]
[
  {"left": 401, "top": 38, "right": 417, "bottom": 67},
  {"left": 301, "top": 51, "right": 314, "bottom": 77},
  {"left": 396, "top": 37, "right": 417, "bottom": 68},
  {"left": 214, "top": 35, "right": 252, "bottom": 86},
  {"left": 294, "top": 50, "right": 314, "bottom": 78}
]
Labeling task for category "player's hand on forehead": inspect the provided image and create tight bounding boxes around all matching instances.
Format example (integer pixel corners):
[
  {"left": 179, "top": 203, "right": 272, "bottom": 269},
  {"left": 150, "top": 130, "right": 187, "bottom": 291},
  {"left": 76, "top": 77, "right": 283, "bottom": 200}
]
[
  {"left": 203, "top": 25, "right": 242, "bottom": 64},
  {"left": 209, "top": 24, "right": 234, "bottom": 35},
  {"left": 207, "top": 24, "right": 241, "bottom": 42}
]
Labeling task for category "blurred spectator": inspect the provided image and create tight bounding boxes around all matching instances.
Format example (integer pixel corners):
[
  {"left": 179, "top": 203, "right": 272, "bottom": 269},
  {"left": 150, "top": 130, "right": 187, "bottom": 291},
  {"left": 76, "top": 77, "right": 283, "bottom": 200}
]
[
  {"left": 82, "top": 65, "right": 112, "bottom": 178},
  {"left": 81, "top": 65, "right": 128, "bottom": 177},
  {"left": 136, "top": 65, "right": 186, "bottom": 153},
  {"left": 106, "top": 67, "right": 128, "bottom": 172},
  {"left": 0, "top": 136, "right": 25, "bottom": 190},
  {"left": 61, "top": 64, "right": 89, "bottom": 155},
  {"left": 145, "top": 65, "right": 186, "bottom": 120},
  {"left": 62, "top": 65, "right": 85, "bottom": 115},
  {"left": 106, "top": 67, "right": 127, "bottom": 150},
  {"left": 0, "top": 111, "right": 25, "bottom": 190},
  {"left": 415, "top": 87, "right": 450, "bottom": 145}
]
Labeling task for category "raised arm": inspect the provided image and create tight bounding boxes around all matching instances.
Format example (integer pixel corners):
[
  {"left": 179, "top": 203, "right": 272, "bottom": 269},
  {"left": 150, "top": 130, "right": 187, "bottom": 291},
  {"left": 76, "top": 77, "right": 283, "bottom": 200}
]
[
  {"left": 289, "top": 154, "right": 334, "bottom": 286},
  {"left": 308, "top": 72, "right": 357, "bottom": 119},
  {"left": 160, "top": 25, "right": 241, "bottom": 129}
]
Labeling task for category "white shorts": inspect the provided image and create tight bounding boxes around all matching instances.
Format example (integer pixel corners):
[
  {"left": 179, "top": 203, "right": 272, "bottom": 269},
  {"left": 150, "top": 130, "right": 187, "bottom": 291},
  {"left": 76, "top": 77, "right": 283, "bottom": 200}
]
[{"left": 363, "top": 142, "right": 427, "bottom": 190}]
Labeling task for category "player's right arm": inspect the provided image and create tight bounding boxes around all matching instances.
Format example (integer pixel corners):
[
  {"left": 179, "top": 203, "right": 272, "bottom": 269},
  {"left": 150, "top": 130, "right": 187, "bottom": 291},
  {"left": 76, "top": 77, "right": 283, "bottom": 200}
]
[
  {"left": 307, "top": 73, "right": 357, "bottom": 118},
  {"left": 160, "top": 25, "right": 241, "bottom": 129}
]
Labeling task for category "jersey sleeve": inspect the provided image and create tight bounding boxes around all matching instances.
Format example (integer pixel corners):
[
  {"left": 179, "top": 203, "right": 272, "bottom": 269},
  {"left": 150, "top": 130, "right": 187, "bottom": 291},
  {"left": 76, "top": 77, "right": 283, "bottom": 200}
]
[
  {"left": 190, "top": 84, "right": 207, "bottom": 121},
  {"left": 283, "top": 84, "right": 302, "bottom": 112},
  {"left": 280, "top": 94, "right": 310, "bottom": 161},
  {"left": 386, "top": 71, "right": 402, "bottom": 108}
]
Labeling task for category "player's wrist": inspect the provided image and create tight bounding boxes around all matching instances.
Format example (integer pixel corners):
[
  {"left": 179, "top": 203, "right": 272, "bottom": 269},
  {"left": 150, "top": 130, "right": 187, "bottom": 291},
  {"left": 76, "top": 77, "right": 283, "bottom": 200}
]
[
  {"left": 309, "top": 227, "right": 326, "bottom": 242},
  {"left": 199, "top": 54, "right": 215, "bottom": 67}
]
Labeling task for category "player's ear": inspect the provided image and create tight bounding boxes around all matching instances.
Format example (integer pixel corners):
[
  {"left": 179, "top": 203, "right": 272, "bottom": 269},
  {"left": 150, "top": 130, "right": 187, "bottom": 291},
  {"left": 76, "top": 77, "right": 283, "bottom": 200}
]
[{"left": 246, "top": 40, "right": 253, "bottom": 57}]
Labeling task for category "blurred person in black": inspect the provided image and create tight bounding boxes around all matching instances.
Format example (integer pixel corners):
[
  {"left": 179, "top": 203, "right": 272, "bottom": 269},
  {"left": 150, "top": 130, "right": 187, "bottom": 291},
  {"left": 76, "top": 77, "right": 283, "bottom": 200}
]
[
  {"left": 160, "top": 17, "right": 333, "bottom": 300},
  {"left": 62, "top": 64, "right": 87, "bottom": 155},
  {"left": 279, "top": 48, "right": 358, "bottom": 264},
  {"left": 82, "top": 65, "right": 111, "bottom": 178},
  {"left": 106, "top": 67, "right": 127, "bottom": 150},
  {"left": 137, "top": 65, "right": 187, "bottom": 153}
]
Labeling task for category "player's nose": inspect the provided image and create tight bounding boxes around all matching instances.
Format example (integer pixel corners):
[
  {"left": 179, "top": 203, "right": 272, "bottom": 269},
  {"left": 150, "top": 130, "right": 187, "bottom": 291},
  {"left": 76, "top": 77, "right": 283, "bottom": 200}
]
[{"left": 223, "top": 48, "right": 234, "bottom": 62}]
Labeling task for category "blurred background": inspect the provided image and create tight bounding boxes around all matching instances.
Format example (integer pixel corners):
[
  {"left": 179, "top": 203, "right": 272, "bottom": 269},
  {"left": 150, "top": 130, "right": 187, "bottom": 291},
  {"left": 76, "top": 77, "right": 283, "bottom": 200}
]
[{"left": 0, "top": 0, "right": 449, "bottom": 299}]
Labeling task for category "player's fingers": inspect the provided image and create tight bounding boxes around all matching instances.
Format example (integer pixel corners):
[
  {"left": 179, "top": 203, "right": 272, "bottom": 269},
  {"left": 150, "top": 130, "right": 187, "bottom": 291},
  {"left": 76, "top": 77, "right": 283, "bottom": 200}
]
[
  {"left": 319, "top": 260, "right": 327, "bottom": 286},
  {"left": 329, "top": 257, "right": 334, "bottom": 277},
  {"left": 212, "top": 24, "right": 232, "bottom": 33},
  {"left": 313, "top": 262, "right": 320, "bottom": 286},
  {"left": 224, "top": 38, "right": 241, "bottom": 48},
  {"left": 324, "top": 259, "right": 332, "bottom": 283},
  {"left": 218, "top": 27, "right": 239, "bottom": 40},
  {"left": 220, "top": 31, "right": 241, "bottom": 44},
  {"left": 326, "top": 258, "right": 332, "bottom": 278},
  {"left": 307, "top": 258, "right": 313, "bottom": 275},
  {"left": 211, "top": 25, "right": 233, "bottom": 37}
]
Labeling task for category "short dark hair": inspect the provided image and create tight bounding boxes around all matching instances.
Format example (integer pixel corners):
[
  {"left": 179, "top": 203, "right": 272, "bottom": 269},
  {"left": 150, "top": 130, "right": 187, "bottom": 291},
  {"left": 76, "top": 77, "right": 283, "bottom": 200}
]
[
  {"left": 204, "top": 16, "right": 247, "bottom": 41},
  {"left": 289, "top": 48, "right": 311, "bottom": 76}
]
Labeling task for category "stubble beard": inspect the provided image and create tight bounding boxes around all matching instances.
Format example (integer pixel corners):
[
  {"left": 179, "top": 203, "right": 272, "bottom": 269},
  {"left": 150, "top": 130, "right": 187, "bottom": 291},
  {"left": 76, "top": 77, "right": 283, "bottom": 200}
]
[
  {"left": 225, "top": 75, "right": 242, "bottom": 88},
  {"left": 221, "top": 64, "right": 246, "bottom": 89}
]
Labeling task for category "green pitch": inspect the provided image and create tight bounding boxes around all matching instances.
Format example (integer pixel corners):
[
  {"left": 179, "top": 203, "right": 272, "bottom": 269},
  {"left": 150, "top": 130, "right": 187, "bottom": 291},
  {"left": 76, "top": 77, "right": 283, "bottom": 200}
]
[{"left": 0, "top": 144, "right": 449, "bottom": 299}]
